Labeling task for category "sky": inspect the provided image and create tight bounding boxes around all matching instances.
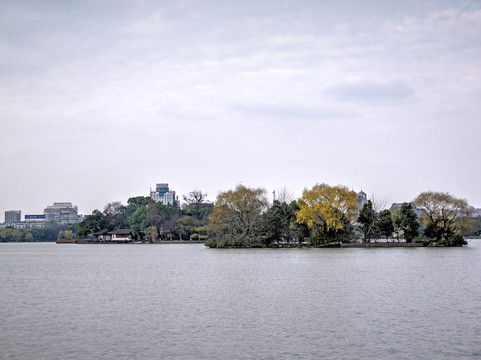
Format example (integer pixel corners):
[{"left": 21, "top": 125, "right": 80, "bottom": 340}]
[{"left": 1, "top": 0, "right": 481, "bottom": 221}]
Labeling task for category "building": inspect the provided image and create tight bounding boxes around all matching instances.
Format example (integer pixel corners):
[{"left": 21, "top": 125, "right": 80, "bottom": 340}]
[
  {"left": 357, "top": 191, "right": 367, "bottom": 209},
  {"left": 43, "top": 202, "right": 79, "bottom": 225},
  {"left": 5, "top": 210, "right": 21, "bottom": 224},
  {"left": 150, "top": 183, "right": 180, "bottom": 206},
  {"left": 24, "top": 215, "right": 46, "bottom": 228},
  {"left": 390, "top": 203, "right": 423, "bottom": 216},
  {"left": 471, "top": 208, "right": 481, "bottom": 217},
  {"left": 93, "top": 229, "right": 133, "bottom": 242}
]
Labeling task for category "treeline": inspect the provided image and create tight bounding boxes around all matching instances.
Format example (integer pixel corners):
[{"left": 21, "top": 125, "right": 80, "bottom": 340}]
[
  {"left": 78, "top": 191, "right": 213, "bottom": 241},
  {"left": 0, "top": 223, "right": 78, "bottom": 242},
  {"left": 204, "top": 184, "right": 479, "bottom": 248},
  {"left": 75, "top": 183, "right": 480, "bottom": 247}
]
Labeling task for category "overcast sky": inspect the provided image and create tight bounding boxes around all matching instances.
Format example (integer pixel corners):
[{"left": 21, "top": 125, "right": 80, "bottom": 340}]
[{"left": 1, "top": 0, "right": 480, "bottom": 220}]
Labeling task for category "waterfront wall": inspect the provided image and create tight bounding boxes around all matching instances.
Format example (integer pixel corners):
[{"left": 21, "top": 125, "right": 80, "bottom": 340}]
[{"left": 341, "top": 242, "right": 423, "bottom": 248}]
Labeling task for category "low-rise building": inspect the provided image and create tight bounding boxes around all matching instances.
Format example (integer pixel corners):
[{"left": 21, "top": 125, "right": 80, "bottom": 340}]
[{"left": 93, "top": 229, "right": 133, "bottom": 242}]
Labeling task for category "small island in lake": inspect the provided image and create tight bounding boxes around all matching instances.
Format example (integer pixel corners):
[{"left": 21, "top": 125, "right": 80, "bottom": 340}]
[{"left": 3, "top": 183, "right": 479, "bottom": 247}]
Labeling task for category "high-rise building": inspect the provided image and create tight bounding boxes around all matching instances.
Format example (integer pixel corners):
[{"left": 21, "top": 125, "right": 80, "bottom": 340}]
[
  {"left": 43, "top": 202, "right": 79, "bottom": 225},
  {"left": 357, "top": 191, "right": 368, "bottom": 209},
  {"left": 150, "top": 183, "right": 180, "bottom": 206},
  {"left": 5, "top": 210, "right": 21, "bottom": 224}
]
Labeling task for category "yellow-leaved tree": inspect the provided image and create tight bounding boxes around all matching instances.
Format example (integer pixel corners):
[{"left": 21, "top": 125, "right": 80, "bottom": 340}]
[
  {"left": 413, "top": 191, "right": 470, "bottom": 245},
  {"left": 206, "top": 184, "right": 268, "bottom": 248},
  {"left": 297, "top": 183, "right": 359, "bottom": 245}
]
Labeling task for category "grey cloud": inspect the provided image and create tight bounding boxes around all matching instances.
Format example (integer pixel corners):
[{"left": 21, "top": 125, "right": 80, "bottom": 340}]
[
  {"left": 325, "top": 79, "right": 414, "bottom": 102},
  {"left": 232, "top": 104, "right": 351, "bottom": 122}
]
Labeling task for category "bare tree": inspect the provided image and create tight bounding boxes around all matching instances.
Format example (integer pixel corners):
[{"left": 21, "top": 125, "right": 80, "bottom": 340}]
[
  {"left": 183, "top": 189, "right": 208, "bottom": 206},
  {"left": 370, "top": 193, "right": 387, "bottom": 212},
  {"left": 276, "top": 187, "right": 295, "bottom": 204}
]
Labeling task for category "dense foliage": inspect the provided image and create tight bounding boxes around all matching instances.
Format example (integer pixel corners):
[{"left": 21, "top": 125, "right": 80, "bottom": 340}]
[
  {"left": 204, "top": 185, "right": 473, "bottom": 247},
  {"left": 7, "top": 185, "right": 475, "bottom": 247},
  {"left": 297, "top": 184, "right": 359, "bottom": 245},
  {"left": 413, "top": 191, "right": 469, "bottom": 245},
  {"left": 78, "top": 191, "right": 213, "bottom": 241},
  {"left": 205, "top": 185, "right": 269, "bottom": 248},
  {"left": 0, "top": 223, "right": 78, "bottom": 242},
  {"left": 393, "top": 203, "right": 420, "bottom": 242}
]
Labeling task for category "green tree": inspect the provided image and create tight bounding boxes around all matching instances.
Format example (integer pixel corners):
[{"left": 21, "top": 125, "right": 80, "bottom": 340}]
[
  {"left": 296, "top": 183, "right": 359, "bottom": 245},
  {"left": 129, "top": 206, "right": 148, "bottom": 238},
  {"left": 206, "top": 184, "right": 268, "bottom": 248},
  {"left": 12, "top": 229, "right": 24, "bottom": 242},
  {"left": 128, "top": 200, "right": 182, "bottom": 240},
  {"left": 378, "top": 209, "right": 394, "bottom": 241},
  {"left": 25, "top": 230, "right": 34, "bottom": 242},
  {"left": 413, "top": 191, "right": 469, "bottom": 245},
  {"left": 58, "top": 230, "right": 74, "bottom": 240},
  {"left": 177, "top": 216, "right": 203, "bottom": 240},
  {"left": 126, "top": 196, "right": 150, "bottom": 216},
  {"left": 262, "top": 200, "right": 298, "bottom": 245},
  {"left": 394, "top": 203, "right": 420, "bottom": 243},
  {"left": 357, "top": 200, "right": 379, "bottom": 243},
  {"left": 104, "top": 202, "right": 128, "bottom": 230},
  {"left": 78, "top": 209, "right": 106, "bottom": 238},
  {"left": 182, "top": 190, "right": 213, "bottom": 221}
]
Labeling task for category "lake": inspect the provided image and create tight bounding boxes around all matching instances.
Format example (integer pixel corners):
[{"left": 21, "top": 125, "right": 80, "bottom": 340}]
[{"left": 1, "top": 241, "right": 480, "bottom": 359}]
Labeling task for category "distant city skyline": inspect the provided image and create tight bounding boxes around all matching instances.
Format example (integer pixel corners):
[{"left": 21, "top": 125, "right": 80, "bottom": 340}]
[{"left": 1, "top": 0, "right": 480, "bottom": 221}]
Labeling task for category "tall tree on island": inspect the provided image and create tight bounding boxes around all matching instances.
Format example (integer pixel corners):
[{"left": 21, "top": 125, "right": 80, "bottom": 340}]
[
  {"left": 205, "top": 184, "right": 268, "bottom": 248},
  {"left": 413, "top": 191, "right": 469, "bottom": 245},
  {"left": 78, "top": 209, "right": 107, "bottom": 238},
  {"left": 296, "top": 183, "right": 359, "bottom": 245},
  {"left": 393, "top": 203, "right": 420, "bottom": 243},
  {"left": 357, "top": 200, "right": 379, "bottom": 243},
  {"left": 262, "top": 198, "right": 299, "bottom": 245},
  {"left": 177, "top": 189, "right": 212, "bottom": 240},
  {"left": 378, "top": 209, "right": 394, "bottom": 241}
]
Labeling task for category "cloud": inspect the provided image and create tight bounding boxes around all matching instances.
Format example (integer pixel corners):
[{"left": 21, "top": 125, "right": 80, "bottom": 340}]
[
  {"left": 325, "top": 79, "right": 414, "bottom": 103},
  {"left": 231, "top": 104, "right": 351, "bottom": 123}
]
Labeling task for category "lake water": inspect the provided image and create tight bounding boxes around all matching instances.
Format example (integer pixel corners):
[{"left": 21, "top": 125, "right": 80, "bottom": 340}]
[{"left": 1, "top": 241, "right": 480, "bottom": 359}]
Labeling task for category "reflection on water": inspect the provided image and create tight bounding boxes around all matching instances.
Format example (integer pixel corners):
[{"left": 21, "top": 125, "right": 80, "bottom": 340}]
[{"left": 1, "top": 241, "right": 480, "bottom": 359}]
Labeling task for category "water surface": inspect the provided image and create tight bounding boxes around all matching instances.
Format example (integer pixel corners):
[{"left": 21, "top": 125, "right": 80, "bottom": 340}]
[{"left": 1, "top": 241, "right": 480, "bottom": 359}]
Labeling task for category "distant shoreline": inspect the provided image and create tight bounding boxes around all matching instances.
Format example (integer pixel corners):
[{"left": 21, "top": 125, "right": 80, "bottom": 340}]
[
  {"left": 52, "top": 238, "right": 481, "bottom": 245},
  {"left": 56, "top": 239, "right": 206, "bottom": 244}
]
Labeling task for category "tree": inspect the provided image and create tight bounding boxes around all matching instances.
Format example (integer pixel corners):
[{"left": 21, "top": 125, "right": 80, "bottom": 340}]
[
  {"left": 183, "top": 189, "right": 208, "bottom": 206},
  {"left": 206, "top": 184, "right": 268, "bottom": 248},
  {"left": 25, "top": 231, "right": 34, "bottom": 242},
  {"left": 182, "top": 189, "right": 213, "bottom": 222},
  {"left": 129, "top": 206, "right": 148, "bottom": 238},
  {"left": 357, "top": 200, "right": 379, "bottom": 243},
  {"left": 393, "top": 203, "right": 420, "bottom": 243},
  {"left": 78, "top": 209, "right": 106, "bottom": 237},
  {"left": 263, "top": 199, "right": 299, "bottom": 245},
  {"left": 177, "top": 216, "right": 203, "bottom": 240},
  {"left": 126, "top": 196, "right": 150, "bottom": 218},
  {"left": 296, "top": 183, "right": 359, "bottom": 245},
  {"left": 58, "top": 230, "right": 74, "bottom": 240},
  {"left": 128, "top": 200, "right": 182, "bottom": 240},
  {"left": 104, "top": 202, "right": 128, "bottom": 230},
  {"left": 413, "top": 191, "right": 469, "bottom": 245},
  {"left": 144, "top": 226, "right": 158, "bottom": 242},
  {"left": 378, "top": 209, "right": 394, "bottom": 241}
]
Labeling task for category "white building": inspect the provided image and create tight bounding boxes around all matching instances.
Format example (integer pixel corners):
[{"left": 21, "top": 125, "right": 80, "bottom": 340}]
[{"left": 150, "top": 183, "right": 180, "bottom": 206}]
